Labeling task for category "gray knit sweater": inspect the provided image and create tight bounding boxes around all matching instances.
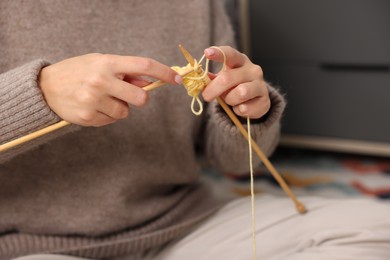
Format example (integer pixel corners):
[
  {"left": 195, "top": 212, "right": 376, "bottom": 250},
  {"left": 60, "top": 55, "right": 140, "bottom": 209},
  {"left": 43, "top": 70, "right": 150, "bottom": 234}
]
[{"left": 0, "top": 1, "right": 285, "bottom": 259}]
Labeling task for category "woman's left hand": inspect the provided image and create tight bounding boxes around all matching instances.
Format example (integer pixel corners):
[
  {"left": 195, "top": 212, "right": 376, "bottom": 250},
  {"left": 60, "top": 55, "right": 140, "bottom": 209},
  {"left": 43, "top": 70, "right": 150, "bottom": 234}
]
[{"left": 202, "top": 46, "right": 270, "bottom": 119}]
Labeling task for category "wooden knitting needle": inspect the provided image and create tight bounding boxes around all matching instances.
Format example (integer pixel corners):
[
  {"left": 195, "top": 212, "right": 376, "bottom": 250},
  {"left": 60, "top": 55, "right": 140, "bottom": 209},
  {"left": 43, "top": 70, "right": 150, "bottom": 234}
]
[
  {"left": 0, "top": 67, "right": 194, "bottom": 153},
  {"left": 179, "top": 44, "right": 307, "bottom": 214},
  {"left": 217, "top": 98, "right": 306, "bottom": 214}
]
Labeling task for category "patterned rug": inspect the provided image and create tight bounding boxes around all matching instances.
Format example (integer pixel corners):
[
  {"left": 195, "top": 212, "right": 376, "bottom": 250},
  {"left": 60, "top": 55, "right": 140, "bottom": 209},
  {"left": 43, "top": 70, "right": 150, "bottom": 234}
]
[{"left": 203, "top": 147, "right": 390, "bottom": 201}]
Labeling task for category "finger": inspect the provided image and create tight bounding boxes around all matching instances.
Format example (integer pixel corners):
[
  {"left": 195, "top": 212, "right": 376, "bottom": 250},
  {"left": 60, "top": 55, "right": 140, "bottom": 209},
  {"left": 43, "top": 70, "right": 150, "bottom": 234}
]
[
  {"left": 92, "top": 112, "right": 117, "bottom": 127},
  {"left": 104, "top": 79, "right": 149, "bottom": 107},
  {"left": 97, "top": 96, "right": 129, "bottom": 120},
  {"left": 124, "top": 76, "right": 153, "bottom": 87},
  {"left": 77, "top": 110, "right": 117, "bottom": 127},
  {"left": 101, "top": 55, "right": 181, "bottom": 85},
  {"left": 207, "top": 72, "right": 217, "bottom": 80},
  {"left": 232, "top": 96, "right": 271, "bottom": 119},
  {"left": 224, "top": 81, "right": 267, "bottom": 107},
  {"left": 202, "top": 68, "right": 253, "bottom": 102},
  {"left": 204, "top": 46, "right": 248, "bottom": 69}
]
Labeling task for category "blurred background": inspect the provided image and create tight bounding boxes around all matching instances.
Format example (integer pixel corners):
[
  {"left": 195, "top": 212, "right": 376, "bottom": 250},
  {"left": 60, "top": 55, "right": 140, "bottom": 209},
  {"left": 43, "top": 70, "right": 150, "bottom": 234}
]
[
  {"left": 213, "top": 0, "right": 390, "bottom": 201},
  {"left": 228, "top": 0, "right": 390, "bottom": 156}
]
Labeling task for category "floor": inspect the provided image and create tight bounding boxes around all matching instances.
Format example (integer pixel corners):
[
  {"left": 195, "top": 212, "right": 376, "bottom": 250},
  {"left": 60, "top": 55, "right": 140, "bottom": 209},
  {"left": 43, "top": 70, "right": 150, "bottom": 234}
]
[{"left": 203, "top": 146, "right": 390, "bottom": 201}]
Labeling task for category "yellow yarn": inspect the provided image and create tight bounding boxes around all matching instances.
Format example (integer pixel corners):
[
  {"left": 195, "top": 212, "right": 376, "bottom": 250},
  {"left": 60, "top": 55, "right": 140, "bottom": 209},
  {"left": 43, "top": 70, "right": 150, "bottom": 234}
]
[
  {"left": 171, "top": 55, "right": 210, "bottom": 115},
  {"left": 248, "top": 116, "right": 257, "bottom": 260}
]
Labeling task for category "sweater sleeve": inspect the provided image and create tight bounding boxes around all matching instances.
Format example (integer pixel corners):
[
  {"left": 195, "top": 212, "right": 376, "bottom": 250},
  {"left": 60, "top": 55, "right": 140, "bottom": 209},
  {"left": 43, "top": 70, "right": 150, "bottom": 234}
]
[
  {"left": 0, "top": 60, "right": 78, "bottom": 162},
  {"left": 204, "top": 84, "right": 285, "bottom": 173}
]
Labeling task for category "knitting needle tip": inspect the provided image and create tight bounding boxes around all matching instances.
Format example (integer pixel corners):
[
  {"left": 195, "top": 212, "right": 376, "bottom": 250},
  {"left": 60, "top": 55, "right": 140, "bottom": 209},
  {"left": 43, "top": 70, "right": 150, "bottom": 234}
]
[
  {"left": 296, "top": 201, "right": 307, "bottom": 214},
  {"left": 179, "top": 44, "right": 195, "bottom": 66}
]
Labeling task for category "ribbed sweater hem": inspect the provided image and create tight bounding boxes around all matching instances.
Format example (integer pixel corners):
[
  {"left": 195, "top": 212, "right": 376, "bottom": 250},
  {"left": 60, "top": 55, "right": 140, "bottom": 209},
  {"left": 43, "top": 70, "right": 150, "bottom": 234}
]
[{"left": 0, "top": 183, "right": 228, "bottom": 260}]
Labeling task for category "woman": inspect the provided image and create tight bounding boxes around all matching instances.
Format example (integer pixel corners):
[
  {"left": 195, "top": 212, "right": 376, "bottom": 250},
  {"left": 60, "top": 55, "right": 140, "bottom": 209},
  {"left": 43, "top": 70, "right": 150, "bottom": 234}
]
[{"left": 1, "top": 1, "right": 389, "bottom": 260}]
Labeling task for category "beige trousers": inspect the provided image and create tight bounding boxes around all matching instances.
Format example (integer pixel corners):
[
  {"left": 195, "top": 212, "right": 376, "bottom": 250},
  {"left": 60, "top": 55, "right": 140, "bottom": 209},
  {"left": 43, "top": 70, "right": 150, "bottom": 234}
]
[{"left": 13, "top": 195, "right": 390, "bottom": 260}]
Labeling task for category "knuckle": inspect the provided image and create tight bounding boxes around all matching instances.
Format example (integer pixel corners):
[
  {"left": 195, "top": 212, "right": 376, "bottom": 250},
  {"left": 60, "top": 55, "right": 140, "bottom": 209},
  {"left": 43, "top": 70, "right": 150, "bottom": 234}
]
[
  {"left": 252, "top": 65, "right": 263, "bottom": 79},
  {"left": 78, "top": 110, "right": 96, "bottom": 123},
  {"left": 97, "top": 54, "right": 115, "bottom": 67},
  {"left": 219, "top": 74, "right": 231, "bottom": 86},
  {"left": 233, "top": 50, "right": 242, "bottom": 61},
  {"left": 85, "top": 73, "right": 105, "bottom": 88},
  {"left": 237, "top": 85, "right": 248, "bottom": 100},
  {"left": 77, "top": 90, "right": 97, "bottom": 105},
  {"left": 138, "top": 58, "right": 154, "bottom": 71},
  {"left": 224, "top": 45, "right": 234, "bottom": 53},
  {"left": 227, "top": 45, "right": 242, "bottom": 60}
]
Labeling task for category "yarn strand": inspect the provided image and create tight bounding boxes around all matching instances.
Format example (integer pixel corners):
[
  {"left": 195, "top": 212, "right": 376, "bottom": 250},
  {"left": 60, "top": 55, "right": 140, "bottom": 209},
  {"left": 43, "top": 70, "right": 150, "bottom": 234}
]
[
  {"left": 176, "top": 46, "right": 258, "bottom": 259},
  {"left": 248, "top": 116, "right": 257, "bottom": 260}
]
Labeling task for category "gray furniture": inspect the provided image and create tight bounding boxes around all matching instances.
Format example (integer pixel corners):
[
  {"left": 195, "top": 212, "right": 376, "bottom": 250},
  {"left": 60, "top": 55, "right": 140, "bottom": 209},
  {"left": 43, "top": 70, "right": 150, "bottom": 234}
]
[{"left": 248, "top": 0, "right": 390, "bottom": 156}]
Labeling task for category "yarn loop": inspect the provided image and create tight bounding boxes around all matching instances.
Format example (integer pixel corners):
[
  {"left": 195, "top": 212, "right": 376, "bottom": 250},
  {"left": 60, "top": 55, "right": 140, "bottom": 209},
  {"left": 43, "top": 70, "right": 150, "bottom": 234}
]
[{"left": 172, "top": 55, "right": 210, "bottom": 115}]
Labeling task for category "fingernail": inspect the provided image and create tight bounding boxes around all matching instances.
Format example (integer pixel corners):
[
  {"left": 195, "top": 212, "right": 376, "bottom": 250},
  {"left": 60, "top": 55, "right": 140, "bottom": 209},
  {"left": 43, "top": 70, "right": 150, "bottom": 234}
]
[
  {"left": 174, "top": 75, "right": 183, "bottom": 85},
  {"left": 137, "top": 90, "right": 148, "bottom": 106},
  {"left": 202, "top": 91, "right": 211, "bottom": 102},
  {"left": 239, "top": 104, "right": 247, "bottom": 114},
  {"left": 205, "top": 48, "right": 216, "bottom": 56}
]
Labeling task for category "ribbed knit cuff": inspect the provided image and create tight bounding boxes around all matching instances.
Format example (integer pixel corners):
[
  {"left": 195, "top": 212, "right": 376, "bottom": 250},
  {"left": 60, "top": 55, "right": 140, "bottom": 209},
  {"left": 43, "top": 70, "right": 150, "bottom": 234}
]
[
  {"left": 0, "top": 59, "right": 61, "bottom": 145},
  {"left": 205, "top": 84, "right": 285, "bottom": 172}
]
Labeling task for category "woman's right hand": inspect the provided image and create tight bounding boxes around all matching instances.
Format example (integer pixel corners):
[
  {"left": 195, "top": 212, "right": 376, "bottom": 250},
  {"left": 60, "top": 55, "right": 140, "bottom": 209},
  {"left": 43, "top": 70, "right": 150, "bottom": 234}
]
[{"left": 39, "top": 53, "right": 181, "bottom": 127}]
